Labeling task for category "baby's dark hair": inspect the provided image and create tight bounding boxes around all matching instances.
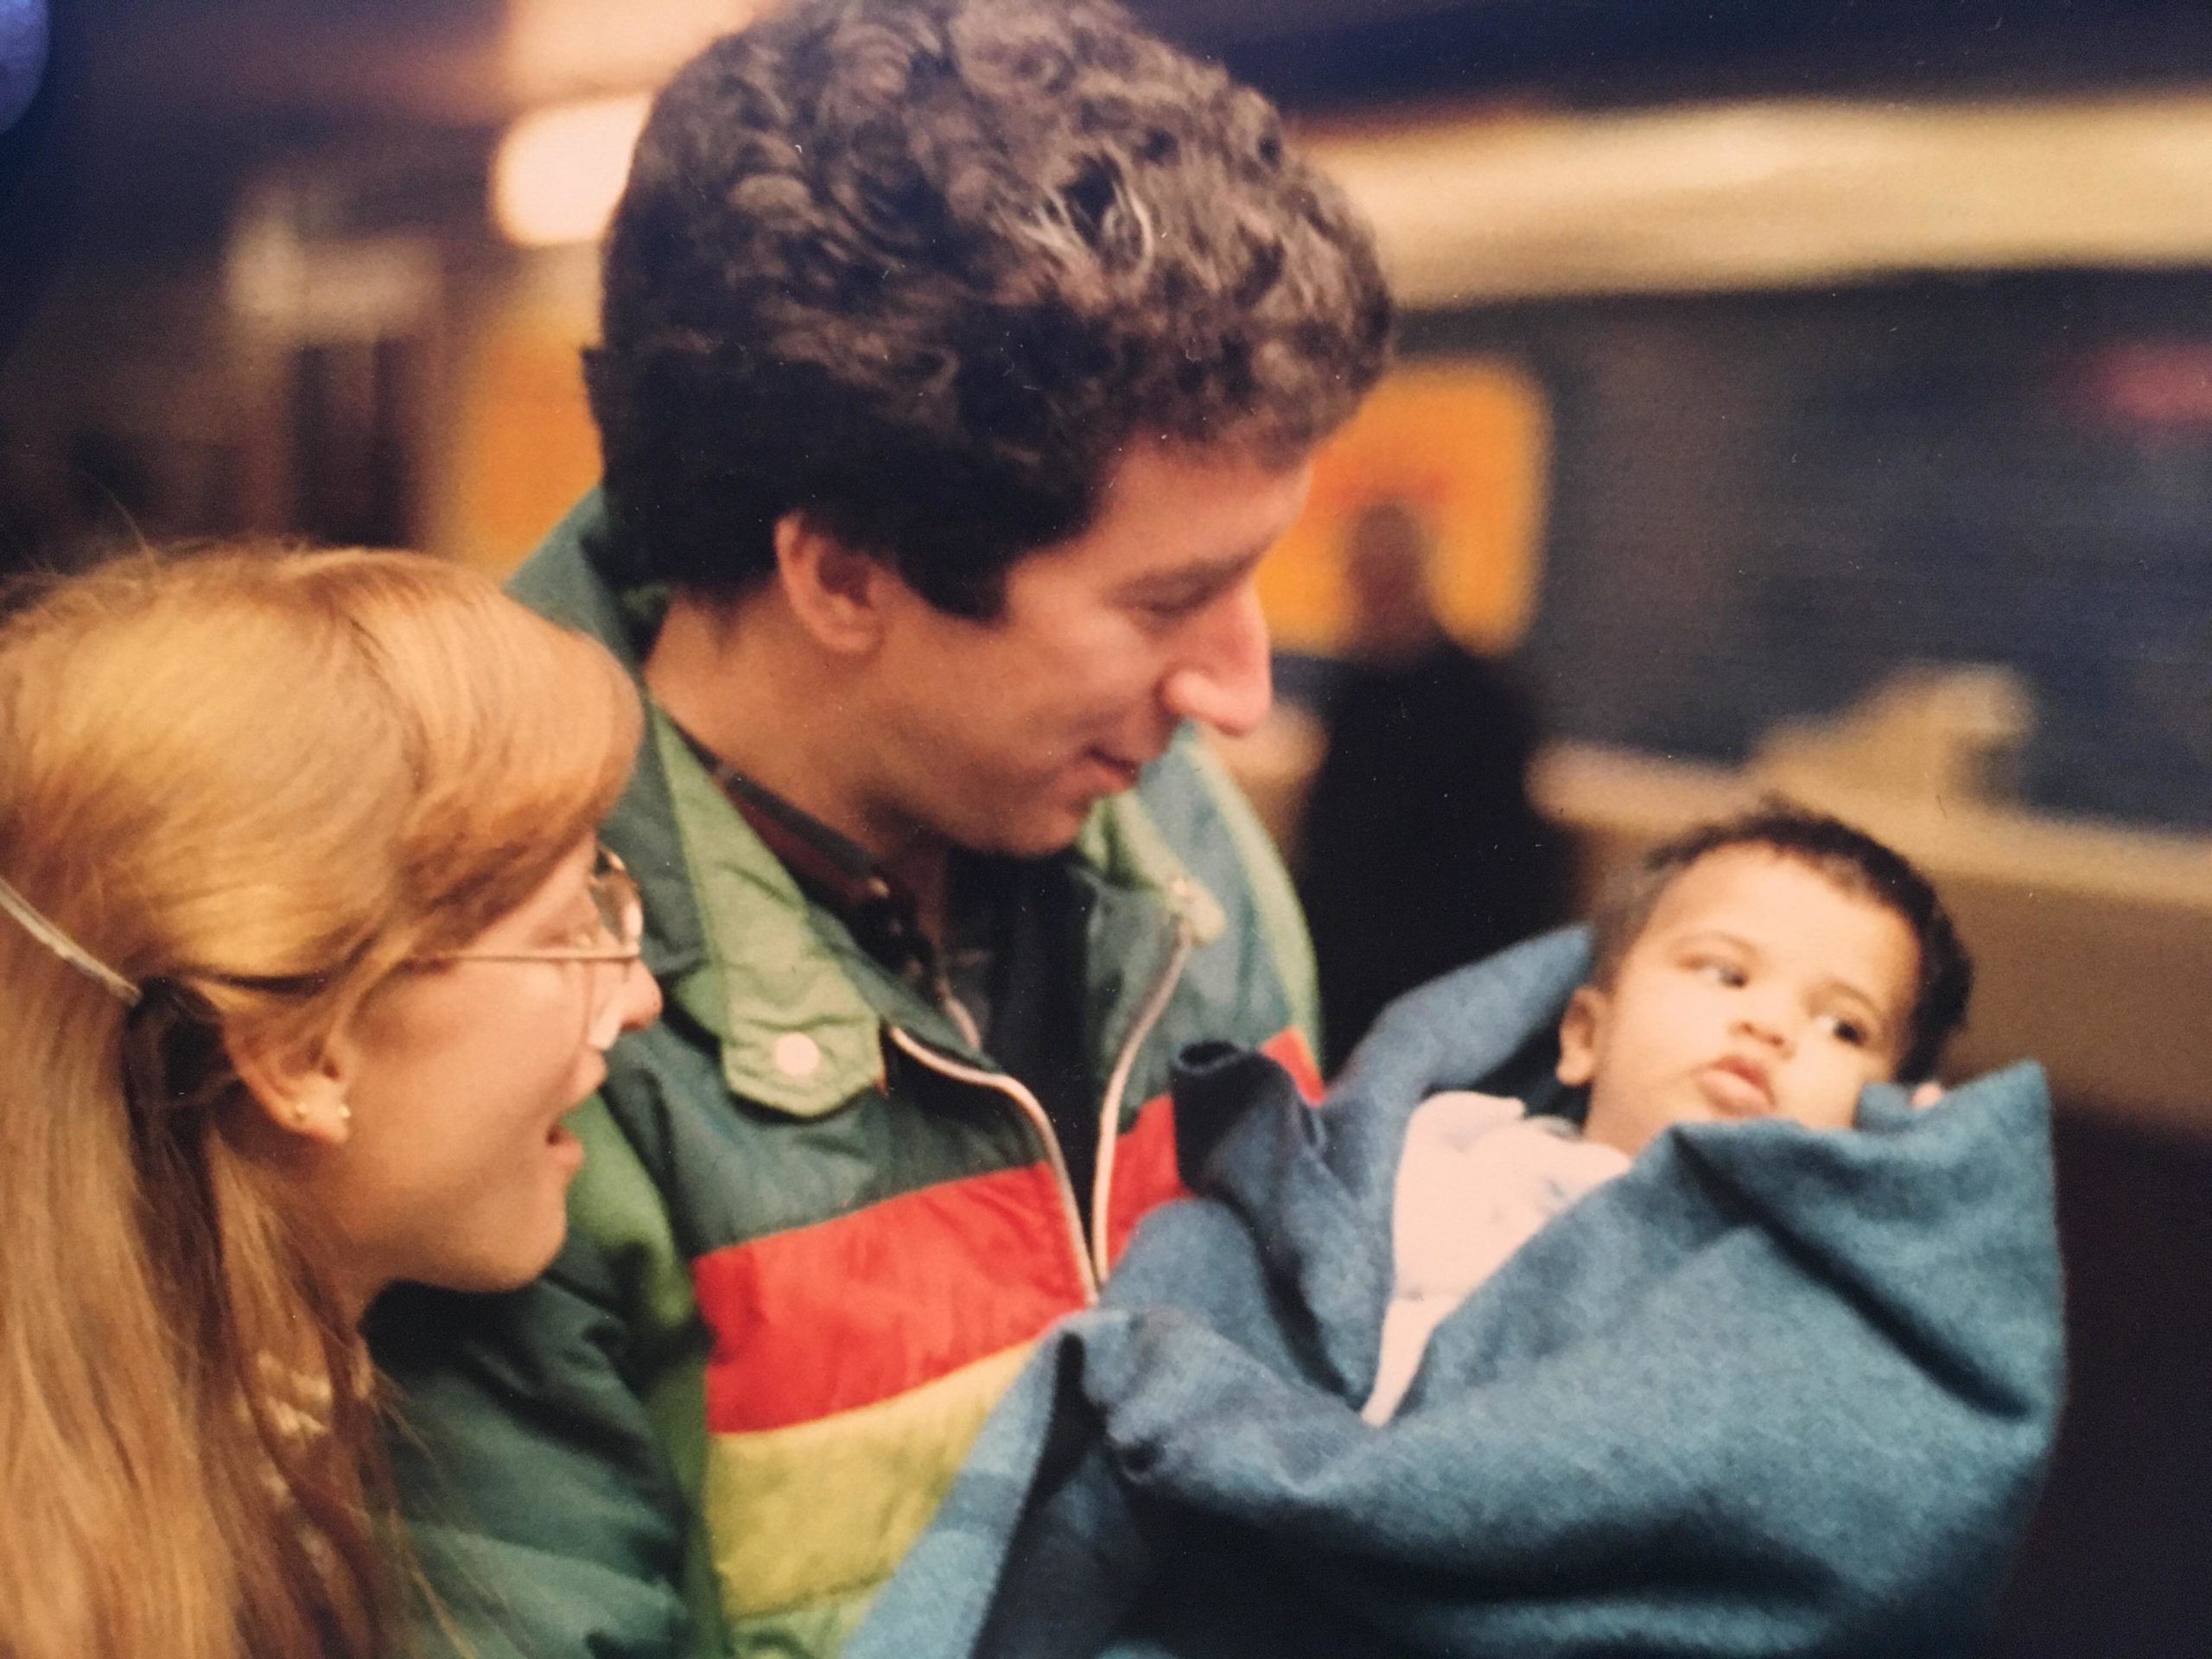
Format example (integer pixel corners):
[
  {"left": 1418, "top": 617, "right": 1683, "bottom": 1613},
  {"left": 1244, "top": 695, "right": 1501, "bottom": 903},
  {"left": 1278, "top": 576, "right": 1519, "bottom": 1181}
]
[
  {"left": 584, "top": 0, "right": 1391, "bottom": 617},
  {"left": 1586, "top": 801, "right": 1974, "bottom": 1080}
]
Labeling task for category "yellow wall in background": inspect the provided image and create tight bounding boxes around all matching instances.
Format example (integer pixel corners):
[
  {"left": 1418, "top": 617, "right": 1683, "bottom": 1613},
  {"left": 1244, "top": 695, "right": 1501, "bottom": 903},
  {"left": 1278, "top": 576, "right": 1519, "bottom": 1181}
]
[
  {"left": 1257, "top": 359, "right": 1549, "bottom": 657},
  {"left": 434, "top": 251, "right": 604, "bottom": 575}
]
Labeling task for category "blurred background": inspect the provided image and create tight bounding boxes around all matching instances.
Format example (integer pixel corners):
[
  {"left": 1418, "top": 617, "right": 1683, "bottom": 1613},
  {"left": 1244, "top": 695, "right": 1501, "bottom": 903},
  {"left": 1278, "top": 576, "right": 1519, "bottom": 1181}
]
[{"left": 3, "top": 2, "right": 2209, "bottom": 1649}]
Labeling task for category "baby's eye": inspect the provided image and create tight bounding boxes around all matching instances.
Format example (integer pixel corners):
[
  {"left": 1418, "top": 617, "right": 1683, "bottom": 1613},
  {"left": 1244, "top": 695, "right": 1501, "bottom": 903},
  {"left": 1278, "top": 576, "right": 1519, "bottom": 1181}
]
[
  {"left": 1691, "top": 957, "right": 1746, "bottom": 988},
  {"left": 1815, "top": 1012, "right": 1870, "bottom": 1047}
]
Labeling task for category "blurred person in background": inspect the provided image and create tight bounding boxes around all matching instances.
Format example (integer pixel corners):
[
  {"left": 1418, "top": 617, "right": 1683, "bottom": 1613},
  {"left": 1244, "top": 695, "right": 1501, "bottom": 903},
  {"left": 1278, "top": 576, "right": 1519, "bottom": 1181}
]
[
  {"left": 370, "top": 0, "right": 1389, "bottom": 1654},
  {"left": 0, "top": 547, "right": 658, "bottom": 1659},
  {"left": 1299, "top": 496, "right": 1571, "bottom": 1065}
]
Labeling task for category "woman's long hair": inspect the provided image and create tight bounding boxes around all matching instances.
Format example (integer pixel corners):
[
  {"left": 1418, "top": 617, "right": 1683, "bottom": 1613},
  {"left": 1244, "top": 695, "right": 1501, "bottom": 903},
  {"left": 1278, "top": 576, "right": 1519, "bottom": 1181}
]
[{"left": 0, "top": 548, "right": 641, "bottom": 1659}]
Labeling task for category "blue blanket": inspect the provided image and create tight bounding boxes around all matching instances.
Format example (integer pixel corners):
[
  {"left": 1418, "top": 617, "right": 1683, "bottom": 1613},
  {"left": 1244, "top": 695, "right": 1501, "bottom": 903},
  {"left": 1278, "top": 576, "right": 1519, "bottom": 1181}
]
[{"left": 849, "top": 930, "right": 2063, "bottom": 1658}]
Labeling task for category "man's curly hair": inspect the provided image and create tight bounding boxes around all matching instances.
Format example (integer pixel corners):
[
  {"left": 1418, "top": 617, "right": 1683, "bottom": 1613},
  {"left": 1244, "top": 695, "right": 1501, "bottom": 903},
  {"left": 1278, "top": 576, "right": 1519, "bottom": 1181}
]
[{"left": 585, "top": 0, "right": 1393, "bottom": 616}]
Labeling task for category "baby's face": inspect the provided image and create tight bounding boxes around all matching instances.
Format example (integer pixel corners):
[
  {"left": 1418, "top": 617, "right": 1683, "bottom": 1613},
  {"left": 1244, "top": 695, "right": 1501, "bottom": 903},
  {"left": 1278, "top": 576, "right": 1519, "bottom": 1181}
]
[{"left": 1558, "top": 848, "right": 1919, "bottom": 1159}]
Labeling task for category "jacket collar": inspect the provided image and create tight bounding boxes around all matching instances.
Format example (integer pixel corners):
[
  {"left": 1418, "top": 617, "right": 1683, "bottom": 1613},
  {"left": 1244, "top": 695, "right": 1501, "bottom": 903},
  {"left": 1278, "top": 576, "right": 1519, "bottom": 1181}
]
[
  {"left": 1074, "top": 754, "right": 1228, "bottom": 947},
  {"left": 654, "top": 712, "right": 906, "bottom": 1117}
]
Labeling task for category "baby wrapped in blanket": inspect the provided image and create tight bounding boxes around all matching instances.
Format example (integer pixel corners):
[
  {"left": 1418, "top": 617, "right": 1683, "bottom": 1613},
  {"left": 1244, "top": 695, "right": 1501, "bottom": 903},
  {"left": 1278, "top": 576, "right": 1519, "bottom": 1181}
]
[{"left": 849, "top": 806, "right": 2063, "bottom": 1658}]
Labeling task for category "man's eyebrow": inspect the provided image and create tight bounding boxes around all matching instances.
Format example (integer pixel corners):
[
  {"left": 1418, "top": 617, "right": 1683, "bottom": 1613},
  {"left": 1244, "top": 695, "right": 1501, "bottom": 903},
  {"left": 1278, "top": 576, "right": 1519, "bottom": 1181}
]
[{"left": 1109, "top": 543, "right": 1272, "bottom": 602}]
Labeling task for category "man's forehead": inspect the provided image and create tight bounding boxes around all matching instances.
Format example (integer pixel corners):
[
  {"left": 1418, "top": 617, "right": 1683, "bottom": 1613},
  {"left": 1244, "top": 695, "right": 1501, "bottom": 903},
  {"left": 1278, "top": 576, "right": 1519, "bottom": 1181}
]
[{"left": 1022, "top": 444, "right": 1313, "bottom": 575}]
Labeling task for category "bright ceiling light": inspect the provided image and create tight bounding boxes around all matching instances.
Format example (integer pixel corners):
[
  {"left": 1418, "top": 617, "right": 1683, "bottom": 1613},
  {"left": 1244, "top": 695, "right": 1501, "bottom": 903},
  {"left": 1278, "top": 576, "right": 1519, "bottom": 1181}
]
[{"left": 493, "top": 92, "right": 652, "bottom": 248}]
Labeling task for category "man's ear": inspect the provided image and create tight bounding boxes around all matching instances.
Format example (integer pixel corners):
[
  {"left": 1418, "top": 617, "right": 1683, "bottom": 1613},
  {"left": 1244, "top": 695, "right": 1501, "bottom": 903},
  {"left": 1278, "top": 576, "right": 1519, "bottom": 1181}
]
[
  {"left": 226, "top": 1025, "right": 357, "bottom": 1147},
  {"left": 772, "top": 512, "right": 895, "bottom": 656},
  {"left": 1554, "top": 985, "right": 1607, "bottom": 1088}
]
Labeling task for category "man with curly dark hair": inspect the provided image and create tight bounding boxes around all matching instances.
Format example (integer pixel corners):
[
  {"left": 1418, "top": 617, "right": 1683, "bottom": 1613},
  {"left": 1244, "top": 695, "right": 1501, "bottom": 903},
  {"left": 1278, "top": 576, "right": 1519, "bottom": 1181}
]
[{"left": 374, "top": 3, "right": 1391, "bottom": 1656}]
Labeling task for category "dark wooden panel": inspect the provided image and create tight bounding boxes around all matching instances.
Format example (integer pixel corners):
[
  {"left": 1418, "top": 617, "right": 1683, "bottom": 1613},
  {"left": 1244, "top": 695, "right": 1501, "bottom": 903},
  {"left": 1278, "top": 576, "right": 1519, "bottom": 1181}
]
[{"left": 1986, "top": 1107, "right": 2212, "bottom": 1656}]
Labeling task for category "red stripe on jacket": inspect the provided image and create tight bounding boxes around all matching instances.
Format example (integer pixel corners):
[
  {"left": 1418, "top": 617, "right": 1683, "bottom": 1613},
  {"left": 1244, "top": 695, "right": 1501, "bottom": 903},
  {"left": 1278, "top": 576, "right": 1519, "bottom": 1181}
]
[
  {"left": 693, "top": 1163, "right": 1090, "bottom": 1434},
  {"left": 693, "top": 1028, "right": 1320, "bottom": 1429},
  {"left": 1101, "top": 1025, "right": 1324, "bottom": 1269}
]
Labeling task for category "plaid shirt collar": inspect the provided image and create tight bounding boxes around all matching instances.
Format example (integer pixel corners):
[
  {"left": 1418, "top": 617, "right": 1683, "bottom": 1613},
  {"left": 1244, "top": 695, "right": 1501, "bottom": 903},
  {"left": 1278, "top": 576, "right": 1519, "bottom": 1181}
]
[{"left": 665, "top": 717, "right": 939, "bottom": 991}]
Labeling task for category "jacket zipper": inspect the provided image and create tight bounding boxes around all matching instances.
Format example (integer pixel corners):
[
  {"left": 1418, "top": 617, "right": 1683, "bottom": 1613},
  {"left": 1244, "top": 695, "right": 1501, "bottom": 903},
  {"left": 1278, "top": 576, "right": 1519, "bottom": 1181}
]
[
  {"left": 886, "top": 1025, "right": 1101, "bottom": 1303},
  {"left": 1086, "top": 885, "right": 1199, "bottom": 1278}
]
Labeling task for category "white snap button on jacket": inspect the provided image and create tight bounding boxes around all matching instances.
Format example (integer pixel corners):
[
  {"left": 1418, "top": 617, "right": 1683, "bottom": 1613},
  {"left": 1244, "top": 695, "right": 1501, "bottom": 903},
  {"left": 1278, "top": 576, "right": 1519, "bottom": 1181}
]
[{"left": 772, "top": 1031, "right": 822, "bottom": 1078}]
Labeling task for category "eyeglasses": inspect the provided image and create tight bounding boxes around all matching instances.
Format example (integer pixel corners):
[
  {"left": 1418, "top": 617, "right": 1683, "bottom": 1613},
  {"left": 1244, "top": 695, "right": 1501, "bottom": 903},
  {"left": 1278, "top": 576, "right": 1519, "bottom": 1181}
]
[
  {"left": 413, "top": 845, "right": 644, "bottom": 968},
  {"left": 409, "top": 845, "right": 645, "bottom": 1049},
  {"left": 135, "top": 849, "right": 648, "bottom": 1034}
]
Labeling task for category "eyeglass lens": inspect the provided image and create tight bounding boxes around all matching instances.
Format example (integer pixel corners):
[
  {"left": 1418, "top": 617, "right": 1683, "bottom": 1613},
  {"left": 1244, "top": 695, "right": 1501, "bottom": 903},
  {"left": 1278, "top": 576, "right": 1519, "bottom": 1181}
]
[
  {"left": 583, "top": 849, "right": 645, "bottom": 1048},
  {"left": 589, "top": 850, "right": 645, "bottom": 952}
]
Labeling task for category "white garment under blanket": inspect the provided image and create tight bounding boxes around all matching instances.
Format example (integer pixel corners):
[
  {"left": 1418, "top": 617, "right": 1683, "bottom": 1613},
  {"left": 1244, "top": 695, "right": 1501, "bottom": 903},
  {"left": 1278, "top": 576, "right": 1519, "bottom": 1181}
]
[{"left": 1362, "top": 1091, "right": 1630, "bottom": 1424}]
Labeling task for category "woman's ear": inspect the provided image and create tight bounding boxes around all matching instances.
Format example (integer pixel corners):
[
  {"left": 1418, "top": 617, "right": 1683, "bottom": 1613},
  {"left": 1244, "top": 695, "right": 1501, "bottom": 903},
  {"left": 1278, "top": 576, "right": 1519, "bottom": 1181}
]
[
  {"left": 772, "top": 512, "right": 895, "bottom": 657},
  {"left": 1554, "top": 985, "right": 1607, "bottom": 1088},
  {"left": 225, "top": 1026, "right": 357, "bottom": 1147}
]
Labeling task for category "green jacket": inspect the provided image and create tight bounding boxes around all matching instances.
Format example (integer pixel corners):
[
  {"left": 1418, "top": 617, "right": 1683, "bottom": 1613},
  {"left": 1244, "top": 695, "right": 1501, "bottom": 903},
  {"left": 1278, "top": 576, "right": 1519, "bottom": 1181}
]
[{"left": 376, "top": 494, "right": 1322, "bottom": 1659}]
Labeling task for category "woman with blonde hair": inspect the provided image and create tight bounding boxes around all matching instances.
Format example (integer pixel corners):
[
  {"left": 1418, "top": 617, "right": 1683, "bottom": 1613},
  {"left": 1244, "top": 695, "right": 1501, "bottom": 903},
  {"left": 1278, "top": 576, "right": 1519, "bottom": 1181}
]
[{"left": 0, "top": 546, "right": 661, "bottom": 1659}]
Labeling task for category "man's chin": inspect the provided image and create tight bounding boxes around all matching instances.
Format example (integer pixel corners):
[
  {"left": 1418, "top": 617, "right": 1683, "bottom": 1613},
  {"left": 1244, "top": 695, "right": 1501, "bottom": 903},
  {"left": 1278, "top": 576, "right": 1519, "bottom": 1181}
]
[{"left": 953, "top": 798, "right": 1102, "bottom": 861}]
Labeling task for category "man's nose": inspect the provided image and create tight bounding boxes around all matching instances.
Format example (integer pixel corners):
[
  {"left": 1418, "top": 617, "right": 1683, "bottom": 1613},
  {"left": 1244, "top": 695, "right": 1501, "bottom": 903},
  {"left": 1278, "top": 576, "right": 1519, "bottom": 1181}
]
[{"left": 1160, "top": 583, "right": 1273, "bottom": 738}]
